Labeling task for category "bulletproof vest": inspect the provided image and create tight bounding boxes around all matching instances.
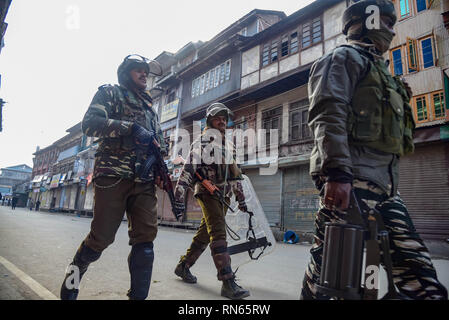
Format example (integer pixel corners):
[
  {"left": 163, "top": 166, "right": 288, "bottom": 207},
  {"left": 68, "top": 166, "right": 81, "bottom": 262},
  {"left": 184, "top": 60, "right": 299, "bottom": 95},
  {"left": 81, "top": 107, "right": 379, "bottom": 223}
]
[
  {"left": 349, "top": 51, "right": 415, "bottom": 156},
  {"left": 101, "top": 85, "right": 157, "bottom": 151}
]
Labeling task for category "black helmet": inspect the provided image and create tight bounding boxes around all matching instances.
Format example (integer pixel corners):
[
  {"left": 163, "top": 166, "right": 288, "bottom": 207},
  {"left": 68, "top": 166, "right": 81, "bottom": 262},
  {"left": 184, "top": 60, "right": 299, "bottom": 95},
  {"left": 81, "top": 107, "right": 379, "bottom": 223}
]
[
  {"left": 342, "top": 0, "right": 396, "bottom": 36},
  {"left": 117, "top": 54, "right": 162, "bottom": 87},
  {"left": 205, "top": 102, "right": 233, "bottom": 127}
]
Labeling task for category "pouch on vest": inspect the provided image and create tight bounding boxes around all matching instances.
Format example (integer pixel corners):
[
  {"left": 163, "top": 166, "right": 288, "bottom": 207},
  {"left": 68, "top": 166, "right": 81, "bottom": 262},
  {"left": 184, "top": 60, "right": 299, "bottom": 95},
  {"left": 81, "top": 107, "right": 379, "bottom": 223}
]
[{"left": 351, "top": 86, "right": 383, "bottom": 142}]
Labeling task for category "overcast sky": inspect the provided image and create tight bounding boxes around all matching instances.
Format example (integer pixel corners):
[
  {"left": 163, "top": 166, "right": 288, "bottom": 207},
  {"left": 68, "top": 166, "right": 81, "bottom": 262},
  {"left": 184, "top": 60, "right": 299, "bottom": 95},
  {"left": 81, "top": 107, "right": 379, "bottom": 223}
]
[{"left": 0, "top": 0, "right": 315, "bottom": 169}]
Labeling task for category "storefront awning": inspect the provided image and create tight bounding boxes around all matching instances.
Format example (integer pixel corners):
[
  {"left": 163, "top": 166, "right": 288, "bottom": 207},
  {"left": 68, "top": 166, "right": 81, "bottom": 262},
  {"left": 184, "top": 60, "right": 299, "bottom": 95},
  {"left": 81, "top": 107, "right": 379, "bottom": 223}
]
[{"left": 31, "top": 175, "right": 43, "bottom": 183}]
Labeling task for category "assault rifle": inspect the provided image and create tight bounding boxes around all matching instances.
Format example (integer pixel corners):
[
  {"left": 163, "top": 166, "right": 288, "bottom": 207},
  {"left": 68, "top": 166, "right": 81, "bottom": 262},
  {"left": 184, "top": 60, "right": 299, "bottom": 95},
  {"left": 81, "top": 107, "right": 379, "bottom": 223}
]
[
  {"left": 137, "top": 141, "right": 182, "bottom": 221},
  {"left": 194, "top": 171, "right": 234, "bottom": 213},
  {"left": 315, "top": 190, "right": 408, "bottom": 300}
]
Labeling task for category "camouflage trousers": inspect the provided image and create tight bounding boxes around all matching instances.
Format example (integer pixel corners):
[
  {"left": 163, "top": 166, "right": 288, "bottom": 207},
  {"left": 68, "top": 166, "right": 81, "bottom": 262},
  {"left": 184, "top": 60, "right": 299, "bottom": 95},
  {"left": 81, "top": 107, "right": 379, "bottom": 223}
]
[{"left": 300, "top": 179, "right": 448, "bottom": 300}]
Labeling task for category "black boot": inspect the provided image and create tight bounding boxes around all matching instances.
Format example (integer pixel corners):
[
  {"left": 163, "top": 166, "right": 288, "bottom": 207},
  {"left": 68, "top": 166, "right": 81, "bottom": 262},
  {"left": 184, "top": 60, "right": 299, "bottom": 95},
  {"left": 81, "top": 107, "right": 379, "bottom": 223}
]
[
  {"left": 174, "top": 260, "right": 197, "bottom": 284},
  {"left": 60, "top": 242, "right": 101, "bottom": 300},
  {"left": 221, "top": 276, "right": 250, "bottom": 300},
  {"left": 127, "top": 242, "right": 154, "bottom": 300}
]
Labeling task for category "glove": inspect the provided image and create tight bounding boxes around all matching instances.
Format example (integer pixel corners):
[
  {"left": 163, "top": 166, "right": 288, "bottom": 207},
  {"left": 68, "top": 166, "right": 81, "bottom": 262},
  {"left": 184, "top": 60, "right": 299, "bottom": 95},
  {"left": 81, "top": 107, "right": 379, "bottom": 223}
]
[
  {"left": 173, "top": 200, "right": 185, "bottom": 221},
  {"left": 132, "top": 124, "right": 155, "bottom": 147},
  {"left": 238, "top": 200, "right": 248, "bottom": 212}
]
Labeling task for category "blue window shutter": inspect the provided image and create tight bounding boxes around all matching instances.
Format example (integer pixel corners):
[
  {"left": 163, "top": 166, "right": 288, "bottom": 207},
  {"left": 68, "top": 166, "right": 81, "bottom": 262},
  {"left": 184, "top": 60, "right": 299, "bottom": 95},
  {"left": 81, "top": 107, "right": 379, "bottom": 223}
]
[
  {"left": 392, "top": 50, "right": 403, "bottom": 75},
  {"left": 421, "top": 38, "right": 434, "bottom": 68},
  {"left": 416, "top": 0, "right": 427, "bottom": 12}
]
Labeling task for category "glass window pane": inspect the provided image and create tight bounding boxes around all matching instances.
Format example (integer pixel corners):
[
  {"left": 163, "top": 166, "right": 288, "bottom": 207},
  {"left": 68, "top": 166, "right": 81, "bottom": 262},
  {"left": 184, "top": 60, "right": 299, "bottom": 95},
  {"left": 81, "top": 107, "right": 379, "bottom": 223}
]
[
  {"left": 214, "top": 66, "right": 220, "bottom": 87},
  {"left": 416, "top": 97, "right": 428, "bottom": 121},
  {"left": 421, "top": 38, "right": 434, "bottom": 69},
  {"left": 433, "top": 93, "right": 445, "bottom": 119},
  {"left": 204, "top": 72, "right": 210, "bottom": 92},
  {"left": 291, "top": 32, "right": 299, "bottom": 54},
  {"left": 292, "top": 126, "right": 299, "bottom": 140},
  {"left": 400, "top": 0, "right": 410, "bottom": 17},
  {"left": 209, "top": 69, "right": 215, "bottom": 89},
  {"left": 271, "top": 41, "right": 278, "bottom": 62},
  {"left": 200, "top": 75, "right": 205, "bottom": 95},
  {"left": 220, "top": 64, "right": 225, "bottom": 84},
  {"left": 302, "top": 123, "right": 310, "bottom": 139},
  {"left": 191, "top": 79, "right": 196, "bottom": 98},
  {"left": 408, "top": 39, "right": 418, "bottom": 72},
  {"left": 416, "top": 0, "right": 427, "bottom": 13},
  {"left": 392, "top": 49, "right": 403, "bottom": 75},
  {"left": 225, "top": 60, "right": 231, "bottom": 81},
  {"left": 292, "top": 112, "right": 300, "bottom": 124}
]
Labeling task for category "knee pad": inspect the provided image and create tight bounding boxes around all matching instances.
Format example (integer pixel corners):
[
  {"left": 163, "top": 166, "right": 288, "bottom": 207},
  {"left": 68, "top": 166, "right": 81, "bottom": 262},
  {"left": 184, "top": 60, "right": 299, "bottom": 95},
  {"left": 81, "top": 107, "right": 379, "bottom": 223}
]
[
  {"left": 129, "top": 242, "right": 154, "bottom": 267},
  {"left": 128, "top": 242, "right": 154, "bottom": 300}
]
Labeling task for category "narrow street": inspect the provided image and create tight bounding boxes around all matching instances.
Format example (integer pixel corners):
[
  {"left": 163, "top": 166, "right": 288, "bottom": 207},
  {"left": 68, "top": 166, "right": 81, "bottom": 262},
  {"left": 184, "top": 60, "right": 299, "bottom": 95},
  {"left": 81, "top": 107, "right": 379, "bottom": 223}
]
[{"left": 1, "top": 205, "right": 448, "bottom": 300}]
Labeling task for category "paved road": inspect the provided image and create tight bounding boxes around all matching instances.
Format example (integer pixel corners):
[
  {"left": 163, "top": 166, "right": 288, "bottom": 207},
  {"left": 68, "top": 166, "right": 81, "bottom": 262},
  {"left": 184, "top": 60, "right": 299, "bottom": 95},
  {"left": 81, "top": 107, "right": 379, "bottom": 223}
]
[{"left": 1, "top": 206, "right": 448, "bottom": 300}]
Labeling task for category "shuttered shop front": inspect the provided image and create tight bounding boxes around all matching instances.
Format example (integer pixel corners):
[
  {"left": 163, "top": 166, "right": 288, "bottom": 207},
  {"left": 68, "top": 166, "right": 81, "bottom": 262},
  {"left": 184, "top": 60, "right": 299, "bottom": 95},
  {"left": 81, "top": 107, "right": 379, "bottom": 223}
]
[
  {"left": 282, "top": 165, "right": 320, "bottom": 234},
  {"left": 398, "top": 143, "right": 449, "bottom": 240},
  {"left": 244, "top": 168, "right": 281, "bottom": 227}
]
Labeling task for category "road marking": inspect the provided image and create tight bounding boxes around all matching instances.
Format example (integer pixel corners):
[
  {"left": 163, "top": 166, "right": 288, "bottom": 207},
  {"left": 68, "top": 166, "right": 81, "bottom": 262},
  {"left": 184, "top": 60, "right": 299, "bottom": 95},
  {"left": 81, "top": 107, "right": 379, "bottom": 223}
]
[{"left": 0, "top": 256, "right": 58, "bottom": 300}]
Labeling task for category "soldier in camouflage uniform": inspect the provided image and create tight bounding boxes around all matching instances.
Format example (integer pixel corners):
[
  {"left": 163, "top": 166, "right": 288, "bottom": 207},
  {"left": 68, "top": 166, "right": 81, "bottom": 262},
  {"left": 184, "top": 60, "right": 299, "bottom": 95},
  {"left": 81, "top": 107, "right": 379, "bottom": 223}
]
[
  {"left": 60, "top": 54, "right": 166, "bottom": 300},
  {"left": 300, "top": 0, "right": 447, "bottom": 300},
  {"left": 173, "top": 103, "right": 250, "bottom": 300}
]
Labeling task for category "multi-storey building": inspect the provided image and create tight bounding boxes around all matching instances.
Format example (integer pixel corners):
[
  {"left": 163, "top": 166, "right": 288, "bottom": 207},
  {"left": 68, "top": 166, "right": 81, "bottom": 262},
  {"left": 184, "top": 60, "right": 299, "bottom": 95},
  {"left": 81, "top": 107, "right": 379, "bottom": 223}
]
[
  {"left": 152, "top": 9, "right": 287, "bottom": 225},
  {"left": 148, "top": 0, "right": 449, "bottom": 242},
  {"left": 388, "top": 0, "right": 449, "bottom": 240},
  {"left": 229, "top": 0, "right": 345, "bottom": 235},
  {"left": 0, "top": 164, "right": 32, "bottom": 203},
  {"left": 31, "top": 122, "right": 96, "bottom": 214}
]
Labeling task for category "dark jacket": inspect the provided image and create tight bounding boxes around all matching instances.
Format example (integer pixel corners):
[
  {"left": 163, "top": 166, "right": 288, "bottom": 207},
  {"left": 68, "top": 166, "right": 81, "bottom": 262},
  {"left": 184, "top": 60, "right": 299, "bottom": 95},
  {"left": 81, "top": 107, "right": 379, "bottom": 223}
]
[{"left": 308, "top": 44, "right": 413, "bottom": 195}]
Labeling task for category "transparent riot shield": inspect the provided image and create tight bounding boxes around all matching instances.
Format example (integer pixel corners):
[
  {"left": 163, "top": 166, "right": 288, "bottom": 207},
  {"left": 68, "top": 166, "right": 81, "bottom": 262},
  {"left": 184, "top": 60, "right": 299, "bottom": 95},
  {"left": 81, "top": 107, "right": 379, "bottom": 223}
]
[{"left": 226, "top": 175, "right": 276, "bottom": 269}]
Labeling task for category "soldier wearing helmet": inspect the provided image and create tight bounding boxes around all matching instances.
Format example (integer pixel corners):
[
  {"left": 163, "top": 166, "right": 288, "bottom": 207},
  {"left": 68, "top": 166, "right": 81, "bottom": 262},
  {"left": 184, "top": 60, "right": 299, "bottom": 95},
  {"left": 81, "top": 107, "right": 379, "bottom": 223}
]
[
  {"left": 172, "top": 102, "right": 250, "bottom": 300},
  {"left": 300, "top": 0, "right": 447, "bottom": 300},
  {"left": 60, "top": 54, "right": 166, "bottom": 300}
]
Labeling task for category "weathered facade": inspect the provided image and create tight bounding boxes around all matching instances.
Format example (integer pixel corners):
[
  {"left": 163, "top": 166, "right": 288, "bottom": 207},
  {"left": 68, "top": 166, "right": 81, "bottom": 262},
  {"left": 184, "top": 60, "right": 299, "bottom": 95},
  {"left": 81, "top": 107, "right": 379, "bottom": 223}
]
[
  {"left": 148, "top": 9, "right": 287, "bottom": 226},
  {"left": 389, "top": 0, "right": 449, "bottom": 240},
  {"left": 230, "top": 0, "right": 345, "bottom": 235}
]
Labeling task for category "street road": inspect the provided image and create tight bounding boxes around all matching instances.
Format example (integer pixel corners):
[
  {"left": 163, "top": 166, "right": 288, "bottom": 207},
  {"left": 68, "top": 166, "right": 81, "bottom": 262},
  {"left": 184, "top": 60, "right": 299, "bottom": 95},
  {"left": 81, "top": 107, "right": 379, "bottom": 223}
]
[{"left": 1, "top": 206, "right": 448, "bottom": 300}]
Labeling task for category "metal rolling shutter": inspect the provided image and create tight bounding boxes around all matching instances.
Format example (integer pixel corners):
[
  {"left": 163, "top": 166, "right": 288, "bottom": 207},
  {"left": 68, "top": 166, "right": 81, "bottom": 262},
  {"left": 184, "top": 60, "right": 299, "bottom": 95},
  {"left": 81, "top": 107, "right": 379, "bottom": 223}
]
[
  {"left": 244, "top": 168, "right": 282, "bottom": 227},
  {"left": 69, "top": 186, "right": 78, "bottom": 210},
  {"left": 63, "top": 186, "right": 71, "bottom": 210},
  {"left": 282, "top": 165, "right": 320, "bottom": 234},
  {"left": 398, "top": 143, "right": 449, "bottom": 240}
]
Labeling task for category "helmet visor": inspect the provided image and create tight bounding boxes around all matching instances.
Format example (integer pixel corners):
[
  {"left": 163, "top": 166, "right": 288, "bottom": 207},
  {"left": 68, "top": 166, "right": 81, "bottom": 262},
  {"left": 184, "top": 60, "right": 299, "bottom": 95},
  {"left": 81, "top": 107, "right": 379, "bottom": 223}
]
[{"left": 123, "top": 54, "right": 163, "bottom": 77}]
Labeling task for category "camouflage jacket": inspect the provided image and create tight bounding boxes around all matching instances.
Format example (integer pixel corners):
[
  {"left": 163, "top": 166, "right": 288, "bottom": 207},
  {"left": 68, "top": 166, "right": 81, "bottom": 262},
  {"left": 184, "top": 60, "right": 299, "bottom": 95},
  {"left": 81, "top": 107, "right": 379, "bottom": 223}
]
[
  {"left": 174, "top": 128, "right": 245, "bottom": 205},
  {"left": 82, "top": 84, "right": 166, "bottom": 182}
]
